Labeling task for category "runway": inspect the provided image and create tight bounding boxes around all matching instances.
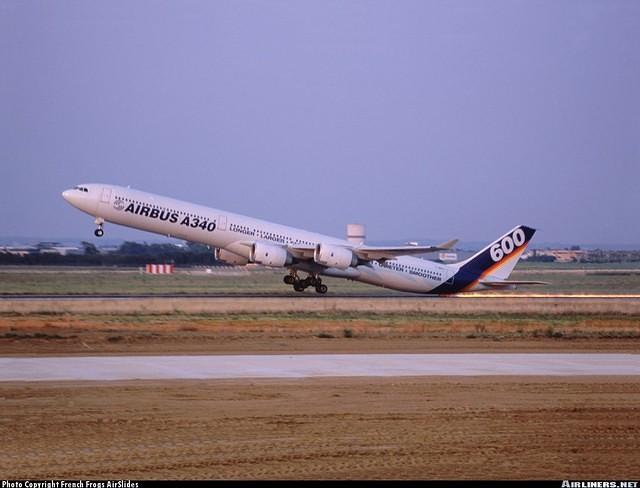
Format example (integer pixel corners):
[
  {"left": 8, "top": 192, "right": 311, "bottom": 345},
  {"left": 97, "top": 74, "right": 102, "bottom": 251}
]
[
  {"left": 1, "top": 353, "right": 639, "bottom": 381},
  {"left": 2, "top": 293, "right": 640, "bottom": 300}
]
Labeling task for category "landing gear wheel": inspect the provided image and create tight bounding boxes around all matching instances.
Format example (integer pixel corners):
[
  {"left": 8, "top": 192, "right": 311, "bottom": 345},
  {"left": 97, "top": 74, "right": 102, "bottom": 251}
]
[
  {"left": 94, "top": 217, "right": 105, "bottom": 238},
  {"left": 293, "top": 282, "right": 305, "bottom": 292},
  {"left": 315, "top": 284, "right": 328, "bottom": 294},
  {"left": 284, "top": 275, "right": 296, "bottom": 285}
]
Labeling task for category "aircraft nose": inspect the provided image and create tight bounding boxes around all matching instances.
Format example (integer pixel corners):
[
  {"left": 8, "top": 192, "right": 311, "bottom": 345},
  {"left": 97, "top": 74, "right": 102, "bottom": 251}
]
[{"left": 62, "top": 189, "right": 80, "bottom": 207}]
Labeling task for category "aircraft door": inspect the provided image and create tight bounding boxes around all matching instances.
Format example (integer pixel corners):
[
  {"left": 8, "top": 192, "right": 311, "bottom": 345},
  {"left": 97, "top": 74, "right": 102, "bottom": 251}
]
[
  {"left": 100, "top": 187, "right": 112, "bottom": 204},
  {"left": 218, "top": 215, "right": 227, "bottom": 231}
]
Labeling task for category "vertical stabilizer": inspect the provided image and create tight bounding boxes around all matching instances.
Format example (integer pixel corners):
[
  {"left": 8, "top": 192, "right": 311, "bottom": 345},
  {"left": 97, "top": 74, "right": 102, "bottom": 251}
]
[
  {"left": 458, "top": 225, "right": 536, "bottom": 280},
  {"left": 432, "top": 225, "right": 536, "bottom": 293}
]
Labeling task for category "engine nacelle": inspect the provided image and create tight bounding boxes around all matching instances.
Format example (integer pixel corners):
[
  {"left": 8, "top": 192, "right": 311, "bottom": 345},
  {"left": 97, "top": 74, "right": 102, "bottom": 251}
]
[
  {"left": 214, "top": 248, "right": 249, "bottom": 266},
  {"left": 314, "top": 243, "right": 358, "bottom": 269},
  {"left": 249, "top": 242, "right": 292, "bottom": 267}
]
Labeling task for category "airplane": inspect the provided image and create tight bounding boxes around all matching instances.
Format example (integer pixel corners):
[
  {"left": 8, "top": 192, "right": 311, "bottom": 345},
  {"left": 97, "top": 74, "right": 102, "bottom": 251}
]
[{"left": 62, "top": 184, "right": 545, "bottom": 295}]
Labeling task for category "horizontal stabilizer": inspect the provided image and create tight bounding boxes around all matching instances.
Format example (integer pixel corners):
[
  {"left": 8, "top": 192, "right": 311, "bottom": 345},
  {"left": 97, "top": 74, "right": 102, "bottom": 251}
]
[{"left": 479, "top": 280, "right": 549, "bottom": 289}]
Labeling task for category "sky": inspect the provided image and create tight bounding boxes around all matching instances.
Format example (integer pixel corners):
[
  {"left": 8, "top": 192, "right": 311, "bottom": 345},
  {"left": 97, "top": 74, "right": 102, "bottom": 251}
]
[{"left": 1, "top": 0, "right": 639, "bottom": 246}]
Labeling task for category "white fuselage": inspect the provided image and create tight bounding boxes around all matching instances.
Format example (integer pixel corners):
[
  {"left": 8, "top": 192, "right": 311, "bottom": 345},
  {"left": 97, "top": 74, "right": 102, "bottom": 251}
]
[{"left": 62, "top": 183, "right": 459, "bottom": 294}]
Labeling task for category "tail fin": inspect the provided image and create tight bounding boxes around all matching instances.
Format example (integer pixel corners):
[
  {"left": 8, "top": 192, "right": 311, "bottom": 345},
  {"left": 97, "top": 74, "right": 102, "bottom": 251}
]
[{"left": 456, "top": 225, "right": 536, "bottom": 279}]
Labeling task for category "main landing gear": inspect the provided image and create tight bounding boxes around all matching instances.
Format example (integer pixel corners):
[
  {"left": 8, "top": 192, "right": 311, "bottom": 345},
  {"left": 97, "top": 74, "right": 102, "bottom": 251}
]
[
  {"left": 283, "top": 271, "right": 328, "bottom": 294},
  {"left": 94, "top": 217, "right": 105, "bottom": 237}
]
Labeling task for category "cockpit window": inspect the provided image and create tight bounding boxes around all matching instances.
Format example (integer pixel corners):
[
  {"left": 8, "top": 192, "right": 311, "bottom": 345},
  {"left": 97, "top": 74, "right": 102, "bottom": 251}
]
[{"left": 74, "top": 186, "right": 89, "bottom": 192}]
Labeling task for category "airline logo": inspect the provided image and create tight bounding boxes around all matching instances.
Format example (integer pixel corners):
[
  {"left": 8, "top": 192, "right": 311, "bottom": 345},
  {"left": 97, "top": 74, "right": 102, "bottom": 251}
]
[{"left": 123, "top": 202, "right": 217, "bottom": 232}]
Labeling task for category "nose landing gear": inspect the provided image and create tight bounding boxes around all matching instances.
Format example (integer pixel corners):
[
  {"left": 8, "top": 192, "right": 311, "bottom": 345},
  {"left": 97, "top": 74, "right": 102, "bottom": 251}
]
[
  {"left": 94, "top": 217, "right": 105, "bottom": 237},
  {"left": 283, "top": 271, "right": 328, "bottom": 294}
]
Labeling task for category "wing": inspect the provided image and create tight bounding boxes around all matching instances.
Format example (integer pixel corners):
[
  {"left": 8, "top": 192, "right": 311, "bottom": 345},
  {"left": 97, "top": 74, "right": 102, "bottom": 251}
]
[
  {"left": 234, "top": 238, "right": 457, "bottom": 267},
  {"left": 286, "top": 239, "right": 458, "bottom": 263},
  {"left": 351, "top": 239, "right": 458, "bottom": 261},
  {"left": 286, "top": 245, "right": 315, "bottom": 260}
]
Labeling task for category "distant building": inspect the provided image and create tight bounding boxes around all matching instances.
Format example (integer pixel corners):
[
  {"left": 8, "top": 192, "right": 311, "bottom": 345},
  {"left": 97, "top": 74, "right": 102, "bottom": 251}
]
[
  {"left": 532, "top": 249, "right": 586, "bottom": 263},
  {"left": 98, "top": 246, "right": 120, "bottom": 254},
  {"left": 36, "top": 242, "right": 82, "bottom": 256},
  {"left": 0, "top": 246, "right": 38, "bottom": 256},
  {"left": 438, "top": 252, "right": 458, "bottom": 262}
]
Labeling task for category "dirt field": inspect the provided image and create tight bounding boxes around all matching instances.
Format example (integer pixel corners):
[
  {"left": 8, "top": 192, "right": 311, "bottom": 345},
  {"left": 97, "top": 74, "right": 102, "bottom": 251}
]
[
  {"left": 1, "top": 311, "right": 639, "bottom": 355},
  {"left": 1, "top": 377, "right": 639, "bottom": 479},
  {"left": 3, "top": 296, "right": 640, "bottom": 315},
  {"left": 1, "top": 287, "right": 639, "bottom": 479}
]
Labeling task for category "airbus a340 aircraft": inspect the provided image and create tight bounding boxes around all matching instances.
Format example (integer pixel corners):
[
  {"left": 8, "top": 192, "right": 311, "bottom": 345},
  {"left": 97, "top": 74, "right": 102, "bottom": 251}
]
[{"left": 62, "top": 184, "right": 543, "bottom": 295}]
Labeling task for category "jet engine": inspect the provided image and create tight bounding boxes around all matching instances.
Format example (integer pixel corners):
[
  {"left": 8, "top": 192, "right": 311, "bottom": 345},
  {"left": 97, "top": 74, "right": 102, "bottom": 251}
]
[
  {"left": 314, "top": 243, "right": 358, "bottom": 269},
  {"left": 214, "top": 248, "right": 249, "bottom": 266},
  {"left": 249, "top": 242, "right": 292, "bottom": 267}
]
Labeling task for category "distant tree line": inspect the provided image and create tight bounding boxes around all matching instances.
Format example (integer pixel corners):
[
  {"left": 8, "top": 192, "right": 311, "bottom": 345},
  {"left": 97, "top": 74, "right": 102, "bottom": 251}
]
[
  {"left": 0, "top": 242, "right": 218, "bottom": 266},
  {"left": 525, "top": 254, "right": 557, "bottom": 262}
]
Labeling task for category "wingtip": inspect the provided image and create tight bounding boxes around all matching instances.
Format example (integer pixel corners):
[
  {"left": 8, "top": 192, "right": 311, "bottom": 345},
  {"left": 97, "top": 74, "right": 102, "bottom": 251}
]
[{"left": 438, "top": 239, "right": 459, "bottom": 250}]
